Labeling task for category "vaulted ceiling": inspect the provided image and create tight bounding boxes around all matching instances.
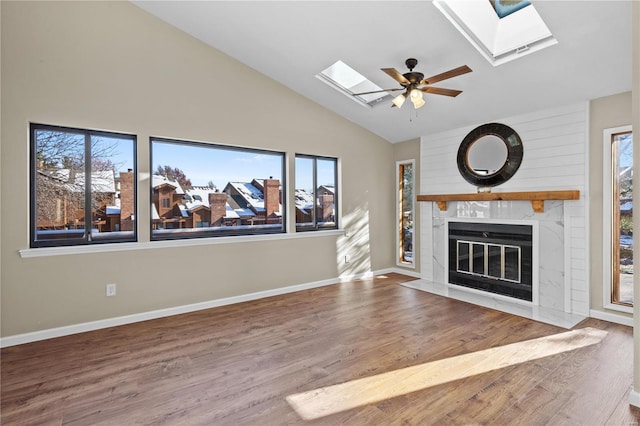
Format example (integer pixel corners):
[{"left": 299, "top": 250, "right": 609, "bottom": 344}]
[{"left": 132, "top": 1, "right": 632, "bottom": 143}]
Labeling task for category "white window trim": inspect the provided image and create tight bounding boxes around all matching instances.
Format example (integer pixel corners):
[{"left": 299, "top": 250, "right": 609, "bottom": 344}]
[
  {"left": 396, "top": 159, "right": 416, "bottom": 269},
  {"left": 19, "top": 228, "right": 345, "bottom": 258},
  {"left": 602, "top": 125, "right": 633, "bottom": 314}
]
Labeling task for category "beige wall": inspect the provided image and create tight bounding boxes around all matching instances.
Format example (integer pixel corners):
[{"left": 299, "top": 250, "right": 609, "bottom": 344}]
[
  {"left": 393, "top": 138, "right": 420, "bottom": 274},
  {"left": 0, "top": 1, "right": 395, "bottom": 337},
  {"left": 589, "top": 91, "right": 632, "bottom": 317}
]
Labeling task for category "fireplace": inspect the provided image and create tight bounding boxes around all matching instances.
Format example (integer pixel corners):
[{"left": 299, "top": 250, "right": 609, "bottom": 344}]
[{"left": 448, "top": 221, "right": 533, "bottom": 302}]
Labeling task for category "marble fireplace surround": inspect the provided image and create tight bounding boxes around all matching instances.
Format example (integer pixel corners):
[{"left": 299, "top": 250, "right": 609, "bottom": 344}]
[{"left": 403, "top": 199, "right": 587, "bottom": 329}]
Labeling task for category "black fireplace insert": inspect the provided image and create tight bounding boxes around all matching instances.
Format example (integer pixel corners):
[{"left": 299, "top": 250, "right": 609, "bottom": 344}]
[{"left": 448, "top": 221, "right": 533, "bottom": 301}]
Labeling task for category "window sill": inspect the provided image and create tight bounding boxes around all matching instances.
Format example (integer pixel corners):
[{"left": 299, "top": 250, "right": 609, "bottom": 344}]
[
  {"left": 19, "top": 229, "right": 345, "bottom": 258},
  {"left": 603, "top": 301, "right": 633, "bottom": 315}
]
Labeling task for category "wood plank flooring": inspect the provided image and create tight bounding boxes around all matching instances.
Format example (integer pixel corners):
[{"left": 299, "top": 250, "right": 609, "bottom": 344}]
[{"left": 2, "top": 272, "right": 639, "bottom": 425}]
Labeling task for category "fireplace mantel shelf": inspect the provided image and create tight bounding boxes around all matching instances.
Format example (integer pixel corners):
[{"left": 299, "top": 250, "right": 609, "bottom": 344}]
[{"left": 417, "top": 190, "right": 580, "bottom": 213}]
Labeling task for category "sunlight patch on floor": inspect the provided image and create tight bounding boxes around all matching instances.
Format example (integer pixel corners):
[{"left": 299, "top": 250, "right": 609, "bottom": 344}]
[{"left": 286, "top": 327, "right": 607, "bottom": 420}]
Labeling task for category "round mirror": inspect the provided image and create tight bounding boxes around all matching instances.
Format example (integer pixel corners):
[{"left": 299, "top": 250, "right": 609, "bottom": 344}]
[
  {"left": 466, "top": 135, "right": 508, "bottom": 176},
  {"left": 457, "top": 123, "right": 523, "bottom": 187}
]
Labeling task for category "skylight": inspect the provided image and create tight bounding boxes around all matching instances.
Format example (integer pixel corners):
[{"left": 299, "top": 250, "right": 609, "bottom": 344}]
[
  {"left": 490, "top": 0, "right": 531, "bottom": 19},
  {"left": 434, "top": 0, "right": 556, "bottom": 66},
  {"left": 316, "top": 60, "right": 390, "bottom": 107}
]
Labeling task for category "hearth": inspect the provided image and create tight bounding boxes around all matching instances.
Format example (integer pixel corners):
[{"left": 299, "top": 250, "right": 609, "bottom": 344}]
[{"left": 448, "top": 221, "right": 533, "bottom": 302}]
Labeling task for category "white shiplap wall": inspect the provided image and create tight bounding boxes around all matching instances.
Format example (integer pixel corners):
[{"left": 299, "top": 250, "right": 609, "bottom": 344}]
[{"left": 420, "top": 102, "right": 589, "bottom": 316}]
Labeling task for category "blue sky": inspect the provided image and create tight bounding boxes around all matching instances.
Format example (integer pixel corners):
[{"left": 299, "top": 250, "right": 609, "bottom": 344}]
[
  {"left": 111, "top": 139, "right": 337, "bottom": 191},
  {"left": 151, "top": 141, "right": 284, "bottom": 189}
]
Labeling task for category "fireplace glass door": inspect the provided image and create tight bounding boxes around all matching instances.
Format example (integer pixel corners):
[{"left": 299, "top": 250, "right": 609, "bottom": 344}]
[{"left": 449, "top": 222, "right": 533, "bottom": 301}]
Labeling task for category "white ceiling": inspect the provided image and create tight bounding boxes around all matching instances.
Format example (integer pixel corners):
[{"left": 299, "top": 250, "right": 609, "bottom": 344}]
[{"left": 132, "top": 1, "right": 632, "bottom": 143}]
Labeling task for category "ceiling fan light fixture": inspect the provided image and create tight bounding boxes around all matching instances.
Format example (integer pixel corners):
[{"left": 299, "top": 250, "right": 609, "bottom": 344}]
[
  {"left": 392, "top": 93, "right": 406, "bottom": 108},
  {"left": 410, "top": 89, "right": 425, "bottom": 109},
  {"left": 411, "top": 96, "right": 426, "bottom": 109}
]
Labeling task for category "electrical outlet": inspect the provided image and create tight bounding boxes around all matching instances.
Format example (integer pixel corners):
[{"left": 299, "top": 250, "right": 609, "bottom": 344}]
[{"left": 106, "top": 283, "right": 116, "bottom": 297}]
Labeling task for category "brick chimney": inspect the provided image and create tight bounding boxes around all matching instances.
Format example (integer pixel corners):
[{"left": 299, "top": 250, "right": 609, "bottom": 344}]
[
  {"left": 119, "top": 169, "right": 134, "bottom": 231},
  {"left": 319, "top": 194, "right": 334, "bottom": 223},
  {"left": 209, "top": 192, "right": 228, "bottom": 227},
  {"left": 263, "top": 179, "right": 280, "bottom": 219}
]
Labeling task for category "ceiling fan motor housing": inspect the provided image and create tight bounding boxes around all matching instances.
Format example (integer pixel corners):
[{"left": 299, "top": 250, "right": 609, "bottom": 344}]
[
  {"left": 405, "top": 58, "right": 419, "bottom": 70},
  {"left": 403, "top": 72, "right": 425, "bottom": 85},
  {"left": 403, "top": 58, "right": 424, "bottom": 85}
]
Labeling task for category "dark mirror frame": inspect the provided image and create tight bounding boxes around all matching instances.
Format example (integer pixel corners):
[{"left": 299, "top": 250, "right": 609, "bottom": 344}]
[{"left": 457, "top": 122, "right": 523, "bottom": 187}]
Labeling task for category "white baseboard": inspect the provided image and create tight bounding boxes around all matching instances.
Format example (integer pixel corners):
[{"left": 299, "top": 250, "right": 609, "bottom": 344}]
[
  {"left": 1, "top": 268, "right": 406, "bottom": 348},
  {"left": 589, "top": 309, "right": 634, "bottom": 327},
  {"left": 389, "top": 267, "right": 422, "bottom": 279},
  {"left": 629, "top": 388, "right": 640, "bottom": 408}
]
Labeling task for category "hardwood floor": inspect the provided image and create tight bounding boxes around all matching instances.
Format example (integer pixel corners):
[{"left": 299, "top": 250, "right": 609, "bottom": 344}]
[{"left": 2, "top": 272, "right": 639, "bottom": 425}]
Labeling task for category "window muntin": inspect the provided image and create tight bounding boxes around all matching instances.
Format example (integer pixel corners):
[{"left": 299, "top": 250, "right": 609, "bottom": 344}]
[
  {"left": 30, "top": 124, "right": 137, "bottom": 248},
  {"left": 295, "top": 155, "right": 338, "bottom": 231},
  {"left": 150, "top": 138, "right": 285, "bottom": 240}
]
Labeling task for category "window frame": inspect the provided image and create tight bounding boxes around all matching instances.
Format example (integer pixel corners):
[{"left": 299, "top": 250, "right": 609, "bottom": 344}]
[
  {"left": 396, "top": 159, "right": 415, "bottom": 268},
  {"left": 295, "top": 154, "right": 339, "bottom": 232},
  {"left": 602, "top": 125, "right": 633, "bottom": 313},
  {"left": 150, "top": 137, "right": 287, "bottom": 241},
  {"left": 30, "top": 123, "right": 138, "bottom": 248}
]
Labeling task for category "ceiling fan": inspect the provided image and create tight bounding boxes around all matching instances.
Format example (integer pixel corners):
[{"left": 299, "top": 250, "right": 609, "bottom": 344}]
[{"left": 353, "top": 58, "right": 472, "bottom": 109}]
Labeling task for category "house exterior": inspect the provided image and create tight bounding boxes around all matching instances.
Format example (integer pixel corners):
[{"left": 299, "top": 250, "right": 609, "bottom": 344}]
[
  {"left": 224, "top": 179, "right": 282, "bottom": 225},
  {"left": 151, "top": 176, "right": 282, "bottom": 230},
  {"left": 294, "top": 186, "right": 335, "bottom": 224},
  {"left": 35, "top": 167, "right": 117, "bottom": 232}
]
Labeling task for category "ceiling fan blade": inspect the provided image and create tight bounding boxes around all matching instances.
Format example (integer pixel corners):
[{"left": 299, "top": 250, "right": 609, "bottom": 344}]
[
  {"left": 352, "top": 88, "right": 404, "bottom": 96},
  {"left": 381, "top": 68, "right": 411, "bottom": 86},
  {"left": 422, "top": 86, "right": 463, "bottom": 97},
  {"left": 422, "top": 65, "right": 472, "bottom": 85}
]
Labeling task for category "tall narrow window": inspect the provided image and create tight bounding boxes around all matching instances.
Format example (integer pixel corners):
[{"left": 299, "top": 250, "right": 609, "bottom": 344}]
[
  {"left": 397, "top": 160, "right": 415, "bottom": 267},
  {"left": 604, "top": 126, "right": 633, "bottom": 311},
  {"left": 612, "top": 130, "right": 633, "bottom": 306},
  {"left": 295, "top": 155, "right": 338, "bottom": 231},
  {"left": 30, "top": 123, "right": 137, "bottom": 248}
]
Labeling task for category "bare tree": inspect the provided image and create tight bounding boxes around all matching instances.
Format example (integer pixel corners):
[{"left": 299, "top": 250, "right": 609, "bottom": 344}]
[
  {"left": 155, "top": 165, "right": 193, "bottom": 190},
  {"left": 35, "top": 129, "right": 122, "bottom": 229}
]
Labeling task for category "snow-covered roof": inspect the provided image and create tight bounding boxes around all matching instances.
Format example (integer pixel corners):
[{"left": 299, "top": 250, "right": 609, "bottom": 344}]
[
  {"left": 226, "top": 204, "right": 241, "bottom": 219},
  {"left": 73, "top": 171, "right": 116, "bottom": 193},
  {"left": 45, "top": 169, "right": 71, "bottom": 182},
  {"left": 234, "top": 207, "right": 255, "bottom": 218},
  {"left": 227, "top": 181, "right": 283, "bottom": 216},
  {"left": 184, "top": 186, "right": 216, "bottom": 208},
  {"left": 152, "top": 175, "right": 184, "bottom": 194},
  {"left": 106, "top": 206, "right": 120, "bottom": 215},
  {"left": 151, "top": 204, "right": 160, "bottom": 220},
  {"left": 295, "top": 188, "right": 314, "bottom": 211},
  {"left": 228, "top": 181, "right": 266, "bottom": 212},
  {"left": 319, "top": 185, "right": 335, "bottom": 194},
  {"left": 40, "top": 169, "right": 116, "bottom": 193},
  {"left": 184, "top": 186, "right": 251, "bottom": 220}
]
